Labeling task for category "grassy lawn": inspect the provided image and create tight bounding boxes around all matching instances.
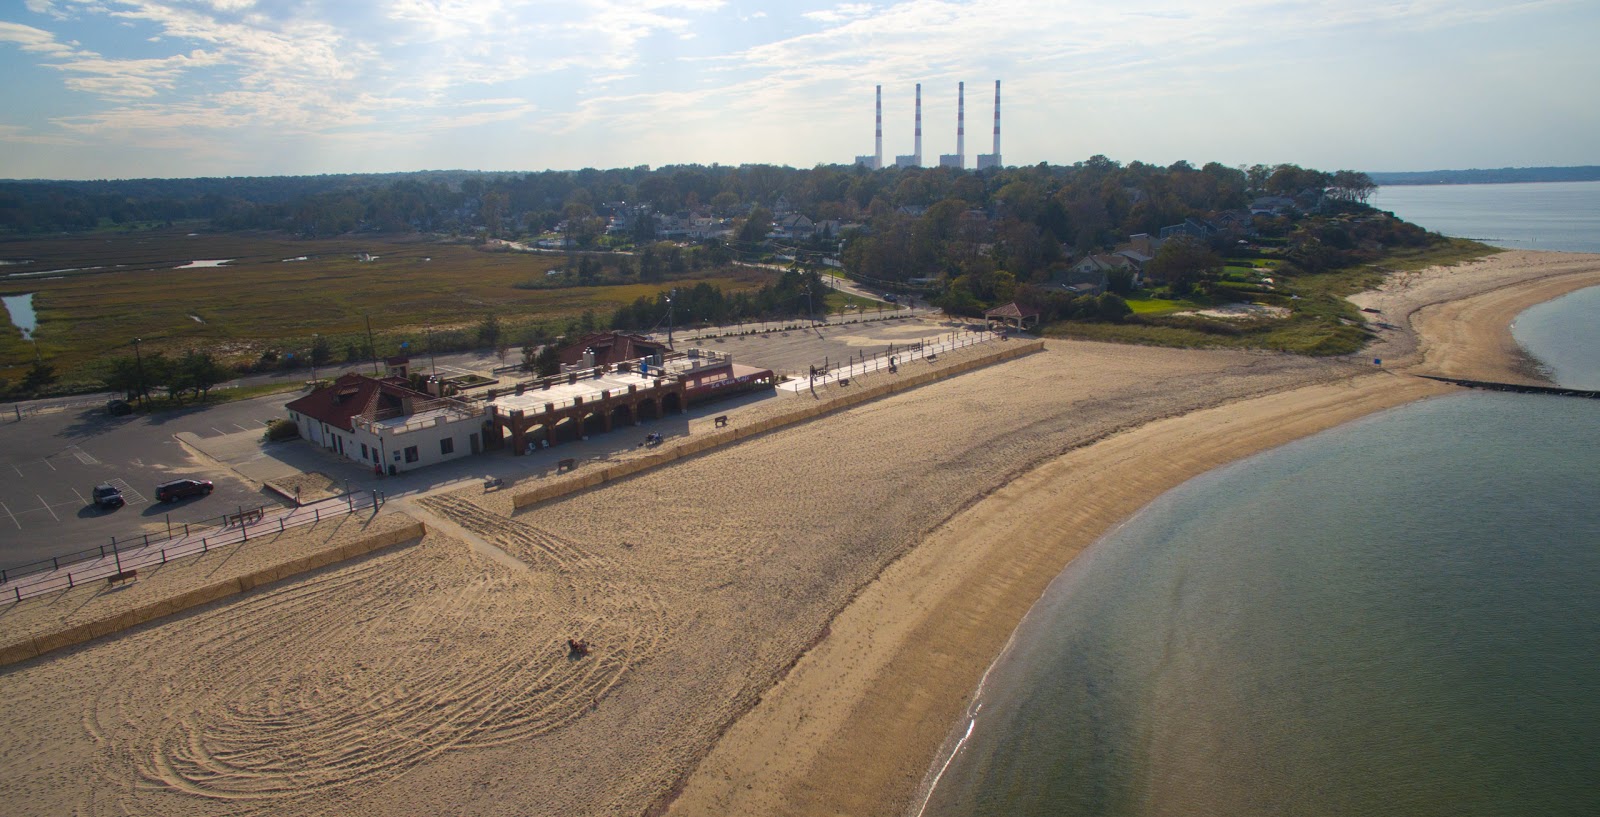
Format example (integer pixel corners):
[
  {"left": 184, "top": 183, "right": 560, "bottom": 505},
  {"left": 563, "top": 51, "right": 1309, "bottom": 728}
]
[
  {"left": 1046, "top": 238, "right": 1499, "bottom": 355},
  {"left": 0, "top": 228, "right": 775, "bottom": 386}
]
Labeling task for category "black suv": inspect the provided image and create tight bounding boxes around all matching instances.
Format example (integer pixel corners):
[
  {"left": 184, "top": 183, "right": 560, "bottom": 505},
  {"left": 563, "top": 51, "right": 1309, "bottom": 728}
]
[
  {"left": 156, "top": 478, "right": 213, "bottom": 503},
  {"left": 92, "top": 483, "right": 125, "bottom": 509}
]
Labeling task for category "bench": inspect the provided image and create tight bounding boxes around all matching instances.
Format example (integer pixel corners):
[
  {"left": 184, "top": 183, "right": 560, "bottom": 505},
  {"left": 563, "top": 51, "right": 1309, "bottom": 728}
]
[
  {"left": 107, "top": 569, "right": 137, "bottom": 586},
  {"left": 483, "top": 476, "right": 503, "bottom": 491},
  {"left": 227, "top": 508, "right": 265, "bottom": 527},
  {"left": 714, "top": 415, "right": 728, "bottom": 428},
  {"left": 838, "top": 377, "right": 850, "bottom": 386},
  {"left": 557, "top": 458, "right": 577, "bottom": 473}
]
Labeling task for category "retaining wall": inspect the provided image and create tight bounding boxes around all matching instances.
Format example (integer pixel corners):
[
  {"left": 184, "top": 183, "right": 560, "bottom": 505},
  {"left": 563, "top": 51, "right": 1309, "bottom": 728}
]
[
  {"left": 513, "top": 340, "right": 1045, "bottom": 510},
  {"left": 0, "top": 520, "right": 425, "bottom": 668}
]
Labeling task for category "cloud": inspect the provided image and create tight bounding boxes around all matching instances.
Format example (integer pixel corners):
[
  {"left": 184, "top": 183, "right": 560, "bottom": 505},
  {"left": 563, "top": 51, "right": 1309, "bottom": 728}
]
[
  {"left": 0, "top": 123, "right": 82, "bottom": 146},
  {"left": 803, "top": 3, "right": 875, "bottom": 24},
  {"left": 0, "top": 20, "right": 85, "bottom": 57}
]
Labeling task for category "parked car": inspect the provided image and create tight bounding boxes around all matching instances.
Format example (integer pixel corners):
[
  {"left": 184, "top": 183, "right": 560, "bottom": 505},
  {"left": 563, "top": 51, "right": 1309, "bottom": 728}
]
[
  {"left": 92, "top": 483, "right": 125, "bottom": 509},
  {"left": 156, "top": 478, "right": 213, "bottom": 503},
  {"left": 106, "top": 399, "right": 132, "bottom": 416}
]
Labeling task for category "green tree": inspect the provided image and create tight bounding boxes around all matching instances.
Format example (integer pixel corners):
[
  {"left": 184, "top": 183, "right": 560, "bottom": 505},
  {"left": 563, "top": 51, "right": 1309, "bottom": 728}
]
[
  {"left": 310, "top": 335, "right": 333, "bottom": 367},
  {"left": 180, "top": 349, "right": 230, "bottom": 400},
  {"left": 21, "top": 360, "right": 57, "bottom": 394},
  {"left": 1145, "top": 236, "right": 1221, "bottom": 293},
  {"left": 478, "top": 313, "right": 501, "bottom": 347},
  {"left": 534, "top": 345, "right": 561, "bottom": 376}
]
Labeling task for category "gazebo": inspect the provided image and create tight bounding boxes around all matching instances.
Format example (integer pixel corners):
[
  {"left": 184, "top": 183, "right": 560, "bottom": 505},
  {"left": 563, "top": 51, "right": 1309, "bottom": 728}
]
[{"left": 984, "top": 302, "right": 1041, "bottom": 331}]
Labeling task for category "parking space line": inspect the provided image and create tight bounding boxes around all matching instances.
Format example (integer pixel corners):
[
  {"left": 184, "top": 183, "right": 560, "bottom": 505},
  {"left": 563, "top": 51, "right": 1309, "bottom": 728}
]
[
  {"left": 8, "top": 463, "right": 20, "bottom": 477},
  {"left": 0, "top": 501, "right": 18, "bottom": 529},
  {"left": 42, "top": 458, "right": 56, "bottom": 471},
  {"left": 37, "top": 495, "right": 59, "bottom": 522},
  {"left": 233, "top": 423, "right": 251, "bottom": 432},
  {"left": 72, "top": 487, "right": 87, "bottom": 503}
]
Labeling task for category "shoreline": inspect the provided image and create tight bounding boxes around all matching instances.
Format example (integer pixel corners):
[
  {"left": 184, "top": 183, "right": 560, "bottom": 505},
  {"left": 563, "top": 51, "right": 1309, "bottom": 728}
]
[{"left": 667, "top": 250, "right": 1600, "bottom": 817}]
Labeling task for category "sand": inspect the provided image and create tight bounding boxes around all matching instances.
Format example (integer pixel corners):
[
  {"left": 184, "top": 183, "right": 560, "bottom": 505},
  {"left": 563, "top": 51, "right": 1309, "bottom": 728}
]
[{"left": 1, "top": 250, "right": 1596, "bottom": 817}]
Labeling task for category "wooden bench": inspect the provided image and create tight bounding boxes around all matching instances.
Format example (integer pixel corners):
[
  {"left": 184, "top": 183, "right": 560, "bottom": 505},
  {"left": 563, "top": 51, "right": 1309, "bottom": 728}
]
[
  {"left": 557, "top": 458, "right": 577, "bottom": 473},
  {"left": 714, "top": 415, "right": 729, "bottom": 428},
  {"left": 227, "top": 508, "right": 265, "bottom": 527},
  {"left": 107, "top": 569, "right": 137, "bottom": 586},
  {"left": 483, "top": 476, "right": 503, "bottom": 491}
]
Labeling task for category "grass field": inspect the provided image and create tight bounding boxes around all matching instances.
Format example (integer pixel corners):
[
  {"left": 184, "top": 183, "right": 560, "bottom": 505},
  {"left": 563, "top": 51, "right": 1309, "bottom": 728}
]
[
  {"left": 0, "top": 229, "right": 773, "bottom": 387},
  {"left": 1049, "top": 239, "right": 1499, "bottom": 355}
]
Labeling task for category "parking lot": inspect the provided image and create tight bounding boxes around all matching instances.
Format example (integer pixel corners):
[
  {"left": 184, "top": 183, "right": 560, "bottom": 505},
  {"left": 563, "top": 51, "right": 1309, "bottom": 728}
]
[{"left": 0, "top": 395, "right": 297, "bottom": 570}]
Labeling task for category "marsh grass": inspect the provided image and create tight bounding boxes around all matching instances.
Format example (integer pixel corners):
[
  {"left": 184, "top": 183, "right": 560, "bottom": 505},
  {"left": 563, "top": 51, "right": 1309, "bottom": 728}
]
[{"left": 0, "top": 229, "right": 773, "bottom": 384}]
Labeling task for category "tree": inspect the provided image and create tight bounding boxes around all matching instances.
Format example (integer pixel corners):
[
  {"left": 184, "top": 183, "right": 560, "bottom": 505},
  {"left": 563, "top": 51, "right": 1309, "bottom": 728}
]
[
  {"left": 310, "top": 335, "right": 333, "bottom": 367},
  {"left": 478, "top": 312, "right": 501, "bottom": 347},
  {"left": 180, "top": 349, "right": 229, "bottom": 400},
  {"left": 534, "top": 345, "right": 561, "bottom": 376},
  {"left": 21, "top": 360, "right": 56, "bottom": 394},
  {"left": 1329, "top": 170, "right": 1377, "bottom": 204},
  {"left": 1145, "top": 236, "right": 1222, "bottom": 292}
]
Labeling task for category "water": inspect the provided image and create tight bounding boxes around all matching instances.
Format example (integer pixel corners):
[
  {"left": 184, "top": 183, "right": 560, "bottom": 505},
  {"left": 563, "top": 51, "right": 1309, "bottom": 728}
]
[
  {"left": 1512, "top": 285, "right": 1600, "bottom": 390},
  {"left": 2, "top": 293, "right": 37, "bottom": 341},
  {"left": 1370, "top": 180, "right": 1600, "bottom": 254},
  {"left": 922, "top": 185, "right": 1600, "bottom": 817}
]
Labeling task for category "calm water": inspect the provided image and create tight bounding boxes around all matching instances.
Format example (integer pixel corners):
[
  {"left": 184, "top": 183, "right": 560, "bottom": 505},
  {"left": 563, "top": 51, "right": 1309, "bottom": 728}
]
[
  {"left": 922, "top": 185, "right": 1600, "bottom": 817},
  {"left": 2, "top": 293, "right": 37, "bottom": 341},
  {"left": 1370, "top": 180, "right": 1600, "bottom": 253}
]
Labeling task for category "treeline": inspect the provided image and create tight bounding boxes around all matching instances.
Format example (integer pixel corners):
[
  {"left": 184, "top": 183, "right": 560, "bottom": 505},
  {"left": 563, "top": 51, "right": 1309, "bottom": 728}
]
[
  {"left": 607, "top": 269, "right": 825, "bottom": 332},
  {"left": 1368, "top": 166, "right": 1600, "bottom": 186}
]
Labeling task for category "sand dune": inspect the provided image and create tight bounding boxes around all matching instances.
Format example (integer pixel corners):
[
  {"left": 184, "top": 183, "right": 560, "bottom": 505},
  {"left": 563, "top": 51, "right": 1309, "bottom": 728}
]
[{"left": 1, "top": 251, "right": 1596, "bottom": 817}]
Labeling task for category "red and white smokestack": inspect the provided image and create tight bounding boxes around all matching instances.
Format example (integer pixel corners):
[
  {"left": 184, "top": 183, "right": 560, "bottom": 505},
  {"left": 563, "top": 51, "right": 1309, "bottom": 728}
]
[
  {"left": 957, "top": 81, "right": 965, "bottom": 164},
  {"left": 874, "top": 85, "right": 883, "bottom": 169},
  {"left": 992, "top": 80, "right": 1001, "bottom": 156},
  {"left": 914, "top": 83, "right": 922, "bottom": 165}
]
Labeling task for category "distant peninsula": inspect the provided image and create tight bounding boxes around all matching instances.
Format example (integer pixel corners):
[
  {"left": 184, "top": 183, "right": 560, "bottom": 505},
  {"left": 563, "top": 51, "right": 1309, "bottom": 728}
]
[{"left": 1369, "top": 166, "right": 1600, "bottom": 186}]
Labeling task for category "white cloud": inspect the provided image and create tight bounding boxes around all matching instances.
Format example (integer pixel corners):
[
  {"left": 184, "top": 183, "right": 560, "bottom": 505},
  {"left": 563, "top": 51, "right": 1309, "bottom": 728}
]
[
  {"left": 0, "top": 123, "right": 82, "bottom": 145},
  {"left": 0, "top": 21, "right": 85, "bottom": 57},
  {"left": 803, "top": 3, "right": 875, "bottom": 24}
]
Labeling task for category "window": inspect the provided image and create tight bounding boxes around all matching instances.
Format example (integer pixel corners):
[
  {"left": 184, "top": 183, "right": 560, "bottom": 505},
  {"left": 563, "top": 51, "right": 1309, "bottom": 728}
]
[
  {"left": 440, "top": 437, "right": 454, "bottom": 455},
  {"left": 361, "top": 443, "right": 369, "bottom": 459},
  {"left": 404, "top": 446, "right": 419, "bottom": 463}
]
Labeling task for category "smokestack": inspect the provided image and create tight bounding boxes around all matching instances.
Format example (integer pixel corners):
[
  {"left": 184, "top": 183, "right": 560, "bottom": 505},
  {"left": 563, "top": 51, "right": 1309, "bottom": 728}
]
[
  {"left": 914, "top": 83, "right": 922, "bottom": 165},
  {"left": 874, "top": 85, "right": 882, "bottom": 169},
  {"left": 992, "top": 80, "right": 1001, "bottom": 156},
  {"left": 957, "top": 81, "right": 965, "bottom": 164}
]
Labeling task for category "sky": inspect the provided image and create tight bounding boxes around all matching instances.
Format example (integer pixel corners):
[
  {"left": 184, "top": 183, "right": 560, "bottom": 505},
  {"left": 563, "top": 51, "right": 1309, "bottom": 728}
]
[{"left": 1, "top": 0, "right": 1596, "bottom": 180}]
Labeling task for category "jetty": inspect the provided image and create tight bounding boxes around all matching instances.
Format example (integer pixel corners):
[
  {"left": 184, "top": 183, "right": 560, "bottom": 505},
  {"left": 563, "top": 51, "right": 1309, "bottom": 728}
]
[{"left": 1420, "top": 375, "right": 1600, "bottom": 399}]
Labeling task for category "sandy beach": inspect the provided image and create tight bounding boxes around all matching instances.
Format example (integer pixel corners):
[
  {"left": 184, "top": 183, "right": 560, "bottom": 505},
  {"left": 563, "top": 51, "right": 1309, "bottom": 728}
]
[{"left": 2, "top": 250, "right": 1597, "bottom": 817}]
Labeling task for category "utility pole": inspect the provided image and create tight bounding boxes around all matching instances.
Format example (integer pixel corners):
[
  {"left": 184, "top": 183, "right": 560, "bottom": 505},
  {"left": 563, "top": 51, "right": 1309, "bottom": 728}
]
[
  {"left": 365, "top": 315, "right": 379, "bottom": 375},
  {"left": 310, "top": 333, "right": 319, "bottom": 385}
]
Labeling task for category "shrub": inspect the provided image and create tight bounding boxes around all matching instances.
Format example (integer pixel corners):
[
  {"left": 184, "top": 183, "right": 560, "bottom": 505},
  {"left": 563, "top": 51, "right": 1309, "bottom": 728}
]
[{"left": 264, "top": 418, "right": 300, "bottom": 442}]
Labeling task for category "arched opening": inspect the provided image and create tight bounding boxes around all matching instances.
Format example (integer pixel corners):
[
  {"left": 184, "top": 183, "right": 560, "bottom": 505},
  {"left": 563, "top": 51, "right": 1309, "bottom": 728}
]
[
  {"left": 661, "top": 392, "right": 684, "bottom": 415},
  {"left": 637, "top": 399, "right": 661, "bottom": 422},
  {"left": 552, "top": 416, "right": 583, "bottom": 444},
  {"left": 582, "top": 410, "right": 608, "bottom": 436},
  {"left": 610, "top": 403, "right": 635, "bottom": 428}
]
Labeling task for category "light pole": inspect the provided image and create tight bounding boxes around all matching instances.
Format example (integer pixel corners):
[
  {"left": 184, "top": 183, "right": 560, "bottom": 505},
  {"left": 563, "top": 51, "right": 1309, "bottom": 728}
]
[
  {"left": 310, "top": 333, "right": 319, "bottom": 385},
  {"left": 132, "top": 337, "right": 146, "bottom": 408},
  {"left": 666, "top": 289, "right": 675, "bottom": 349}
]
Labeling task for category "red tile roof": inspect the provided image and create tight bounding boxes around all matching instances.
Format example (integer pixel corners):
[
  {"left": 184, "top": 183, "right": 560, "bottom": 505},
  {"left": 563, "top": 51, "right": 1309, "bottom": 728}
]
[
  {"left": 285, "top": 373, "right": 428, "bottom": 432},
  {"left": 558, "top": 332, "right": 669, "bottom": 367}
]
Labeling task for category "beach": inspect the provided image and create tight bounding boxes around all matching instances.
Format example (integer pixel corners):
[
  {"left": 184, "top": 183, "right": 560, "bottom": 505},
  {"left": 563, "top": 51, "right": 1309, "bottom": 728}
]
[{"left": 1, "top": 250, "right": 1597, "bottom": 817}]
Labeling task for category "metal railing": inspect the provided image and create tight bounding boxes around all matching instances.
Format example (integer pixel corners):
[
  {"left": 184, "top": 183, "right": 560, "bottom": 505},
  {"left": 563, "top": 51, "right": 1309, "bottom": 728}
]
[{"left": 0, "top": 491, "right": 384, "bottom": 604}]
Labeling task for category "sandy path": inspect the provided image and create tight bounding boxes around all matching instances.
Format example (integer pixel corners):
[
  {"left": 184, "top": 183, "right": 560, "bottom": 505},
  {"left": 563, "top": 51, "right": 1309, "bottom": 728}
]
[{"left": 2, "top": 251, "right": 1596, "bottom": 817}]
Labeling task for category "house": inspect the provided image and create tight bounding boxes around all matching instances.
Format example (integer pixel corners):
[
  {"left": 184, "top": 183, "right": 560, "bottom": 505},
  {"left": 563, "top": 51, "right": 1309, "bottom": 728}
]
[
  {"left": 1158, "top": 217, "right": 1218, "bottom": 242},
  {"left": 285, "top": 373, "right": 485, "bottom": 475},
  {"left": 772, "top": 213, "right": 815, "bottom": 240},
  {"left": 1250, "top": 196, "right": 1296, "bottom": 216}
]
